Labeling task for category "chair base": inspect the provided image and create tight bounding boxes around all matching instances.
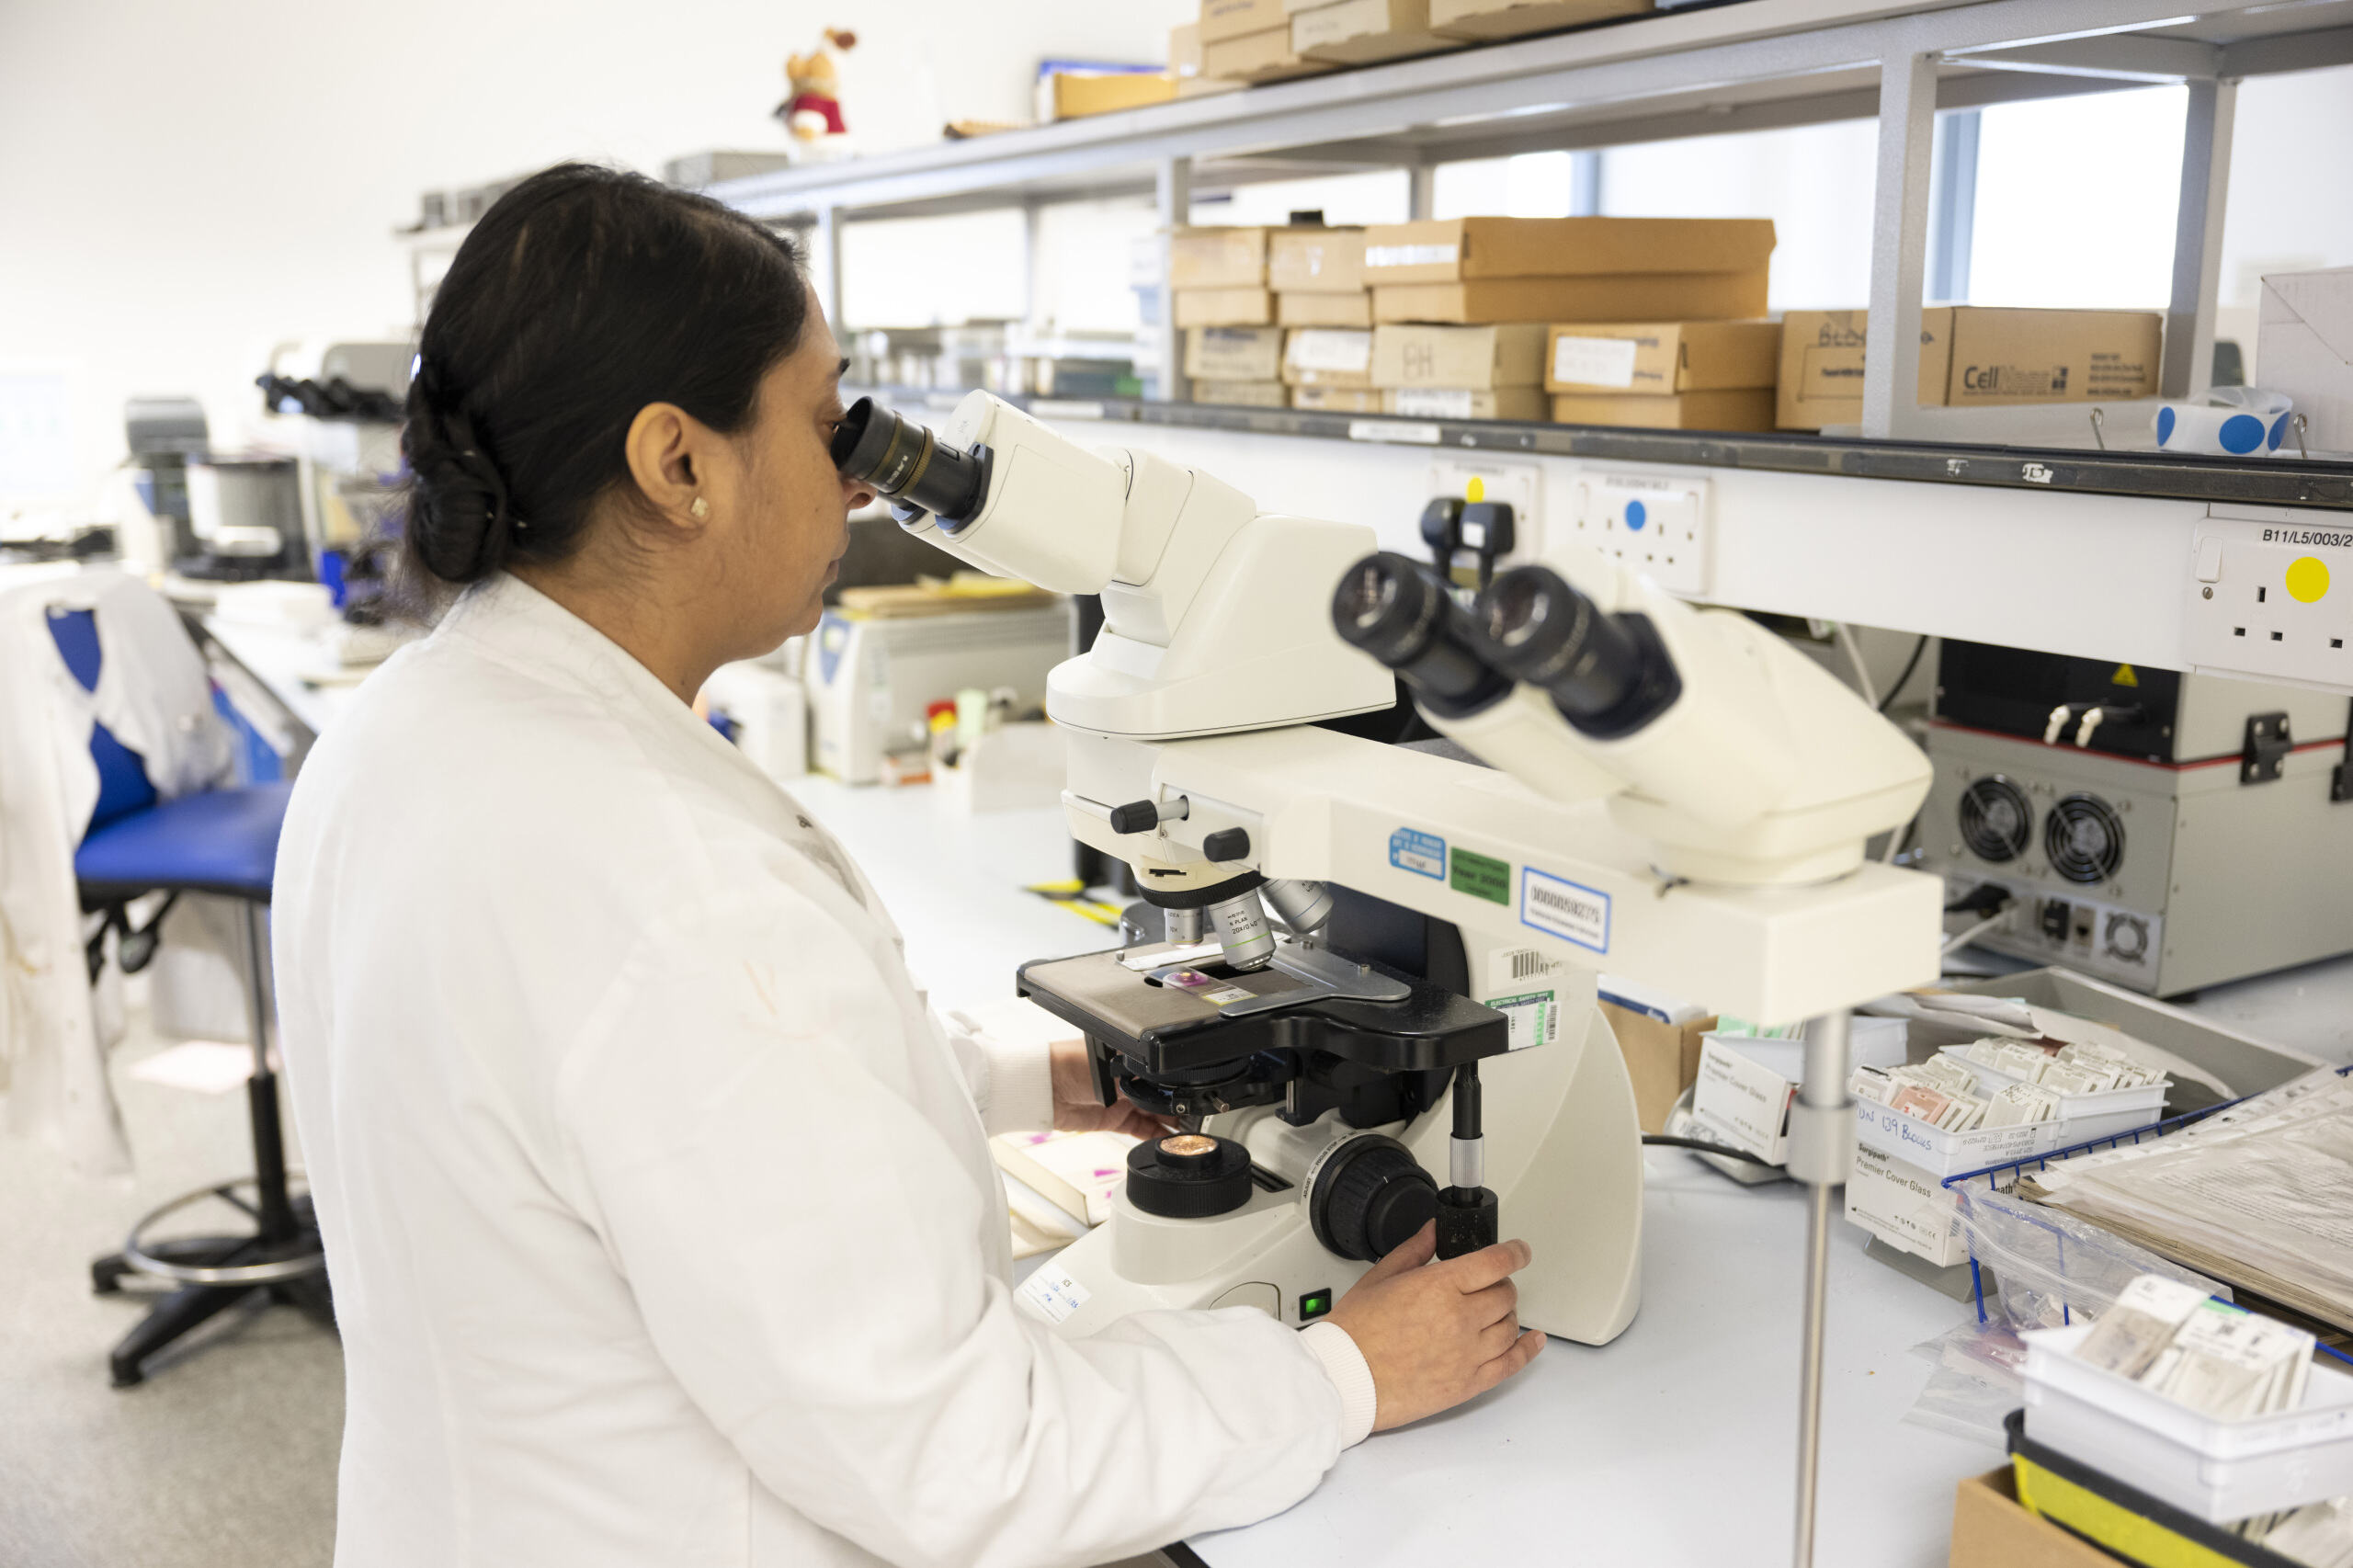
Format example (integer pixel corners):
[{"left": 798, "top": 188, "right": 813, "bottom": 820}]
[{"left": 93, "top": 1194, "right": 331, "bottom": 1388}]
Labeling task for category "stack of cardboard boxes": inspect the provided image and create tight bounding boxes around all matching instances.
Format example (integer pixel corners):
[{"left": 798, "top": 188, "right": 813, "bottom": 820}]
[
  {"left": 1181, "top": 0, "right": 1658, "bottom": 93},
  {"left": 1776, "top": 307, "right": 2165, "bottom": 429},
  {"left": 1195, "top": 0, "right": 1326, "bottom": 87},
  {"left": 1178, "top": 223, "right": 1388, "bottom": 409},
  {"left": 1171, "top": 227, "right": 1281, "bottom": 406},
  {"left": 1270, "top": 227, "right": 1378, "bottom": 413}
]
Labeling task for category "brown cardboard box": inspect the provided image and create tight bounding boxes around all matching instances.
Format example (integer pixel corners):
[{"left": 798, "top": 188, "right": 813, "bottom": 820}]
[
  {"left": 1200, "top": 0, "right": 1291, "bottom": 42},
  {"left": 1268, "top": 228, "right": 1367, "bottom": 293},
  {"left": 1174, "top": 288, "right": 1274, "bottom": 328},
  {"left": 1545, "top": 320, "right": 1781, "bottom": 394},
  {"left": 1382, "top": 387, "right": 1550, "bottom": 421},
  {"left": 1290, "top": 385, "right": 1385, "bottom": 413},
  {"left": 1950, "top": 1468, "right": 2120, "bottom": 1568},
  {"left": 1045, "top": 73, "right": 1176, "bottom": 120},
  {"left": 1185, "top": 326, "right": 1285, "bottom": 381},
  {"left": 1170, "top": 21, "right": 1203, "bottom": 74},
  {"left": 1599, "top": 1000, "right": 1715, "bottom": 1134},
  {"left": 1278, "top": 290, "right": 1373, "bottom": 327},
  {"left": 1551, "top": 389, "right": 1776, "bottom": 430},
  {"left": 1293, "top": 0, "right": 1464, "bottom": 64},
  {"left": 1169, "top": 227, "right": 1267, "bottom": 290},
  {"left": 1282, "top": 328, "right": 1376, "bottom": 387},
  {"left": 1201, "top": 23, "right": 1334, "bottom": 81},
  {"left": 1363, "top": 216, "right": 1776, "bottom": 283},
  {"left": 1777, "top": 308, "right": 1953, "bottom": 429},
  {"left": 1377, "top": 271, "right": 1769, "bottom": 325},
  {"left": 1371, "top": 323, "right": 1548, "bottom": 389},
  {"left": 1429, "top": 0, "right": 1652, "bottom": 40},
  {"left": 1947, "top": 307, "right": 2162, "bottom": 406},
  {"left": 1177, "top": 74, "right": 1248, "bottom": 99},
  {"left": 1189, "top": 379, "right": 1289, "bottom": 408}
]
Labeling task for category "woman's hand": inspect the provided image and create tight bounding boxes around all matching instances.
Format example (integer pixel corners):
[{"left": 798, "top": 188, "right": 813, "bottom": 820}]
[
  {"left": 1048, "top": 1037, "right": 1171, "bottom": 1141},
  {"left": 1324, "top": 1221, "right": 1545, "bottom": 1431}
]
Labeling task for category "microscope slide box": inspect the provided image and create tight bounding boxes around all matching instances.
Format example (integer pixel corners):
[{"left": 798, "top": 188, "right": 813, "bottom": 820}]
[
  {"left": 1692, "top": 1023, "right": 1908, "bottom": 1165},
  {"left": 1934, "top": 1046, "right": 2169, "bottom": 1127},
  {"left": 1853, "top": 1097, "right": 2159, "bottom": 1179},
  {"left": 1846, "top": 1142, "right": 1968, "bottom": 1267},
  {"left": 2023, "top": 1323, "right": 2353, "bottom": 1522}
]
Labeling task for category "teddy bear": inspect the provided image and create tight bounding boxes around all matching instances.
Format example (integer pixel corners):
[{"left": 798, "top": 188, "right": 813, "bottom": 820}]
[{"left": 776, "top": 28, "right": 857, "bottom": 162}]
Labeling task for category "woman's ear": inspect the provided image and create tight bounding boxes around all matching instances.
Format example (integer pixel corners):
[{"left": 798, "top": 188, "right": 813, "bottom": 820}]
[{"left": 621, "top": 402, "right": 711, "bottom": 532}]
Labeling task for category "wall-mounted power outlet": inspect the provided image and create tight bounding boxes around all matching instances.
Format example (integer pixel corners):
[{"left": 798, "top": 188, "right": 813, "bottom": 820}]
[
  {"left": 2181, "top": 517, "right": 2353, "bottom": 687},
  {"left": 1571, "top": 473, "right": 1711, "bottom": 596},
  {"left": 1425, "top": 457, "right": 1543, "bottom": 563}
]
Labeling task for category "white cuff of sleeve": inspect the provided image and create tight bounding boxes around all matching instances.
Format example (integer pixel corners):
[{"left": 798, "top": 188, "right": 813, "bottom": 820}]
[
  {"left": 1298, "top": 1321, "right": 1376, "bottom": 1449},
  {"left": 977, "top": 1035, "right": 1056, "bottom": 1138}
]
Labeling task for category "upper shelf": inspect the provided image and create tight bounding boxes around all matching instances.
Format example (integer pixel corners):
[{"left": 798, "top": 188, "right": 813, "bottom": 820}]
[{"left": 710, "top": 0, "right": 2353, "bottom": 223}]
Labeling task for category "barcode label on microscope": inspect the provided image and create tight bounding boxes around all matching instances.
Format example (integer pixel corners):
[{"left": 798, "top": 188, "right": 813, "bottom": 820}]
[{"left": 1521, "top": 868, "right": 1610, "bottom": 954}]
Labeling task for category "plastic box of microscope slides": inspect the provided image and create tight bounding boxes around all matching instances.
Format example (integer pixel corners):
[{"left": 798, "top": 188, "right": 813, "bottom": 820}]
[{"left": 1851, "top": 1070, "right": 2165, "bottom": 1178}]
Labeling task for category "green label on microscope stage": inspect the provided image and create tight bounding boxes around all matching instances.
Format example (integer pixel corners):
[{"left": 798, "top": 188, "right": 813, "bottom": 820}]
[{"left": 1449, "top": 847, "right": 1511, "bottom": 904}]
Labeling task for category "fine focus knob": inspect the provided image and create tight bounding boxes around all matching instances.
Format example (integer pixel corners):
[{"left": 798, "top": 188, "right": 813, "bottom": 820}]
[
  {"left": 1310, "top": 1134, "right": 1438, "bottom": 1263},
  {"left": 1201, "top": 827, "right": 1251, "bottom": 862},
  {"left": 1125, "top": 1133, "right": 1255, "bottom": 1220}
]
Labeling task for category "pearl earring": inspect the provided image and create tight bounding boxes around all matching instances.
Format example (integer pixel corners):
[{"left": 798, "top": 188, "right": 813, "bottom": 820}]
[{"left": 689, "top": 496, "right": 710, "bottom": 519}]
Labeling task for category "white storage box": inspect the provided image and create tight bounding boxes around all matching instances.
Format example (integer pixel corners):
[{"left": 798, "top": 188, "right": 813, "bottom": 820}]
[
  {"left": 1690, "top": 1017, "right": 1907, "bottom": 1164},
  {"left": 1846, "top": 1142, "right": 1967, "bottom": 1265},
  {"left": 2023, "top": 1321, "right": 2353, "bottom": 1522},
  {"left": 1855, "top": 1090, "right": 2163, "bottom": 1178},
  {"left": 1936, "top": 1045, "right": 2169, "bottom": 1126}
]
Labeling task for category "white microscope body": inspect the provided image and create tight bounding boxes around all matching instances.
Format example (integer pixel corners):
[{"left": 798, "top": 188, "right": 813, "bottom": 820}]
[{"left": 865, "top": 392, "right": 1938, "bottom": 1351}]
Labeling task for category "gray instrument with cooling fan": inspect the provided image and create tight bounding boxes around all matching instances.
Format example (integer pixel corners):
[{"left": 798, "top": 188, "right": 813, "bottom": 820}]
[{"left": 1920, "top": 641, "right": 2353, "bottom": 996}]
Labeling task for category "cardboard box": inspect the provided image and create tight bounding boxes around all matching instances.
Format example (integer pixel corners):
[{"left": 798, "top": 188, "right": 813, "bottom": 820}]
[
  {"left": 1185, "top": 325, "right": 1284, "bottom": 381},
  {"left": 1429, "top": 0, "right": 1653, "bottom": 40},
  {"left": 1689, "top": 1035, "right": 1795, "bottom": 1163},
  {"left": 1362, "top": 216, "right": 1776, "bottom": 283},
  {"left": 1290, "top": 385, "right": 1385, "bottom": 413},
  {"left": 1599, "top": 998, "right": 1714, "bottom": 1135},
  {"left": 1189, "top": 379, "right": 1290, "bottom": 408},
  {"left": 1777, "top": 308, "right": 1952, "bottom": 430},
  {"left": 1268, "top": 228, "right": 1367, "bottom": 293},
  {"left": 1173, "top": 287, "right": 1274, "bottom": 328},
  {"left": 1950, "top": 1468, "right": 2124, "bottom": 1568},
  {"left": 1043, "top": 72, "right": 1176, "bottom": 121},
  {"left": 1200, "top": 0, "right": 1292, "bottom": 43},
  {"left": 1545, "top": 320, "right": 1780, "bottom": 394},
  {"left": 1177, "top": 74, "right": 1248, "bottom": 99},
  {"left": 1278, "top": 290, "right": 1372, "bottom": 327},
  {"left": 1293, "top": 0, "right": 1464, "bottom": 63},
  {"left": 1947, "top": 308, "right": 2161, "bottom": 406},
  {"left": 2257, "top": 266, "right": 2353, "bottom": 450},
  {"left": 1371, "top": 323, "right": 1548, "bottom": 388},
  {"left": 1282, "top": 328, "right": 1375, "bottom": 388},
  {"left": 1550, "top": 389, "right": 1775, "bottom": 430},
  {"left": 1170, "top": 21, "right": 1203, "bottom": 74},
  {"left": 1169, "top": 227, "right": 1267, "bottom": 290},
  {"left": 1382, "top": 386, "right": 1549, "bottom": 421},
  {"left": 1376, "top": 272, "right": 1770, "bottom": 325},
  {"left": 1201, "top": 23, "right": 1334, "bottom": 81},
  {"left": 1846, "top": 1142, "right": 1967, "bottom": 1266}
]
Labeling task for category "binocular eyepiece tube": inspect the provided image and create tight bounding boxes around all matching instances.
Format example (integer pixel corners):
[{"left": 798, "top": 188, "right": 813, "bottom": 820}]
[{"left": 830, "top": 397, "right": 992, "bottom": 528}]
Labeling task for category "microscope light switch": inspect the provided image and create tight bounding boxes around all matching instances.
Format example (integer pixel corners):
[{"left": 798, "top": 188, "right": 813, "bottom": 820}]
[{"left": 1298, "top": 1289, "right": 1333, "bottom": 1322}]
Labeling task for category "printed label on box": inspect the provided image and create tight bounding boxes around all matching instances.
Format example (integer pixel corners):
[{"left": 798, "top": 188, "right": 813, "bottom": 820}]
[
  {"left": 1520, "top": 868, "right": 1609, "bottom": 953},
  {"left": 1483, "top": 990, "right": 1560, "bottom": 1051},
  {"left": 1450, "top": 847, "right": 1511, "bottom": 904},
  {"left": 1390, "top": 826, "right": 1445, "bottom": 880},
  {"left": 1366, "top": 243, "right": 1458, "bottom": 269},
  {"left": 1018, "top": 1264, "right": 1091, "bottom": 1324},
  {"left": 1552, "top": 335, "right": 1642, "bottom": 389},
  {"left": 1391, "top": 388, "right": 1476, "bottom": 419},
  {"left": 1287, "top": 329, "right": 1372, "bottom": 373},
  {"left": 1347, "top": 419, "right": 1443, "bottom": 445},
  {"left": 1692, "top": 1040, "right": 1793, "bottom": 1161}
]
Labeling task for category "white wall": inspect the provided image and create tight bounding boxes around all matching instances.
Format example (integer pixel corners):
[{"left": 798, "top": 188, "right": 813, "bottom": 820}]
[{"left": 0, "top": 0, "right": 1190, "bottom": 515}]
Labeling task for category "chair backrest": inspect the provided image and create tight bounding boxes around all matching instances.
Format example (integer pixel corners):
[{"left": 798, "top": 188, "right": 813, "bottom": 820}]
[{"left": 45, "top": 607, "right": 160, "bottom": 836}]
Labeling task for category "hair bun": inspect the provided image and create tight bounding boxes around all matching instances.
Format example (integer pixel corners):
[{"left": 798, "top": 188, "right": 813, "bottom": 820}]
[{"left": 402, "top": 401, "right": 518, "bottom": 584}]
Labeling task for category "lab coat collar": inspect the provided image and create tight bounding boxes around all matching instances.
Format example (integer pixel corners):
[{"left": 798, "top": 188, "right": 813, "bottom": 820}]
[{"left": 439, "top": 572, "right": 722, "bottom": 746}]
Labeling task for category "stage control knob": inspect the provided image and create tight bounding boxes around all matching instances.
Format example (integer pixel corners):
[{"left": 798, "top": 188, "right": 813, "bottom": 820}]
[{"left": 1309, "top": 1134, "right": 1438, "bottom": 1263}]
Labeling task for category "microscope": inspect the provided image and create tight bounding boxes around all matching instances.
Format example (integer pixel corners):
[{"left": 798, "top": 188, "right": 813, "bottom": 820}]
[{"left": 831, "top": 394, "right": 1941, "bottom": 1449}]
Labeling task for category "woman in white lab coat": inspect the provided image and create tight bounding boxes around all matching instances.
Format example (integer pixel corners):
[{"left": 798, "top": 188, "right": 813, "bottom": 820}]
[{"left": 273, "top": 163, "right": 1540, "bottom": 1568}]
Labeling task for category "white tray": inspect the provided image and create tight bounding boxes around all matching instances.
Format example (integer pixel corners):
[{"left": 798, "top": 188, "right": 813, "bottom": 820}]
[
  {"left": 1936, "top": 1045, "right": 2169, "bottom": 1124},
  {"left": 2022, "top": 1322, "right": 2353, "bottom": 1522},
  {"left": 1852, "top": 1096, "right": 2160, "bottom": 1178}
]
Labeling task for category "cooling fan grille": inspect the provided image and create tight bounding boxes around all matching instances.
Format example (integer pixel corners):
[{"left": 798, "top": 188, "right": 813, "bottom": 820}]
[
  {"left": 2045, "top": 792, "right": 2126, "bottom": 884},
  {"left": 1958, "top": 776, "right": 2032, "bottom": 863}
]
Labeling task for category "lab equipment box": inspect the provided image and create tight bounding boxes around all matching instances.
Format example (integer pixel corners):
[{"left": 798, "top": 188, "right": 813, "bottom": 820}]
[
  {"left": 1362, "top": 216, "right": 1776, "bottom": 282},
  {"left": 1289, "top": 385, "right": 1383, "bottom": 413},
  {"left": 1173, "top": 287, "right": 1274, "bottom": 328},
  {"left": 1167, "top": 227, "right": 1267, "bottom": 290},
  {"left": 1775, "top": 306, "right": 2161, "bottom": 428},
  {"left": 1383, "top": 387, "right": 1548, "bottom": 421},
  {"left": 1550, "top": 389, "right": 1774, "bottom": 430},
  {"left": 1276, "top": 290, "right": 1372, "bottom": 328},
  {"left": 1199, "top": 24, "right": 1333, "bottom": 82},
  {"left": 1427, "top": 0, "right": 1653, "bottom": 40},
  {"left": 1281, "top": 328, "right": 1374, "bottom": 388},
  {"left": 1375, "top": 273, "right": 1769, "bottom": 326},
  {"left": 1949, "top": 1466, "right": 2137, "bottom": 1568},
  {"left": 1545, "top": 320, "right": 1780, "bottom": 394},
  {"left": 1847, "top": 1142, "right": 1968, "bottom": 1266},
  {"left": 1267, "top": 227, "right": 1366, "bottom": 293},
  {"left": 1185, "top": 326, "right": 1284, "bottom": 381},
  {"left": 1293, "top": 0, "right": 1463, "bottom": 64},
  {"left": 1370, "top": 322, "right": 1547, "bottom": 388},
  {"left": 1188, "top": 380, "right": 1288, "bottom": 408},
  {"left": 807, "top": 602, "right": 1072, "bottom": 786},
  {"left": 1199, "top": 0, "right": 1295, "bottom": 43}
]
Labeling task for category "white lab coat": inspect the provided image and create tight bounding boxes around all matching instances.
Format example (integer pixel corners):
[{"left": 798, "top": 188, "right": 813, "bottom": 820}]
[
  {"left": 0, "top": 564, "right": 233, "bottom": 1176},
  {"left": 273, "top": 573, "right": 1368, "bottom": 1568}
]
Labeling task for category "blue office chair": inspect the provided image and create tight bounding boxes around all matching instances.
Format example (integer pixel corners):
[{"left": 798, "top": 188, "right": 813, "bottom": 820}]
[{"left": 45, "top": 606, "right": 328, "bottom": 1387}]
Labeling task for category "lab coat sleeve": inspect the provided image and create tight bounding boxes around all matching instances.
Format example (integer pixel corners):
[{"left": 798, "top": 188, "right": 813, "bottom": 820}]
[
  {"left": 934, "top": 1006, "right": 1056, "bottom": 1137},
  {"left": 555, "top": 887, "right": 1349, "bottom": 1568}
]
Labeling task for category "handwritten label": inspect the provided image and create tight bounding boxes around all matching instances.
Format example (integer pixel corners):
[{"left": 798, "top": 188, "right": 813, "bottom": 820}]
[{"left": 1552, "top": 335, "right": 1641, "bottom": 389}]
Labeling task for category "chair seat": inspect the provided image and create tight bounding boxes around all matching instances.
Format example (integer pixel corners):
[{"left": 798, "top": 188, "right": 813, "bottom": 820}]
[{"left": 75, "top": 782, "right": 293, "bottom": 903}]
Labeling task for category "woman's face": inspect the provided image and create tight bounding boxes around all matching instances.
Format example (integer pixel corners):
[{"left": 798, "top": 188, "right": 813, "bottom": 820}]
[{"left": 712, "top": 285, "right": 877, "bottom": 646}]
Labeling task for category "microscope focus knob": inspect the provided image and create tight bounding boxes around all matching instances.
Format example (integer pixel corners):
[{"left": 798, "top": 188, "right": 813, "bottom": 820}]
[
  {"left": 1125, "top": 1133, "right": 1255, "bottom": 1220},
  {"left": 1309, "top": 1134, "right": 1438, "bottom": 1263}
]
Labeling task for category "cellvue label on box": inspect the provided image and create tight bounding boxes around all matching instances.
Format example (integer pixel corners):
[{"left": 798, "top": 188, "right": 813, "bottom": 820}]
[
  {"left": 1521, "top": 867, "right": 1609, "bottom": 952},
  {"left": 1450, "top": 847, "right": 1511, "bottom": 904},
  {"left": 1389, "top": 827, "right": 1445, "bottom": 880}
]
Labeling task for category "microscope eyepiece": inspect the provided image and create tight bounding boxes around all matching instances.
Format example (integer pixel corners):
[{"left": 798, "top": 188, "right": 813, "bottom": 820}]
[
  {"left": 1479, "top": 565, "right": 1682, "bottom": 739},
  {"left": 1331, "top": 552, "right": 1511, "bottom": 719},
  {"left": 832, "top": 397, "right": 992, "bottom": 528}
]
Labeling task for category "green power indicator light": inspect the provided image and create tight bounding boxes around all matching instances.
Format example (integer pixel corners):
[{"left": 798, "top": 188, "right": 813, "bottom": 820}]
[{"left": 1300, "top": 1290, "right": 1332, "bottom": 1321}]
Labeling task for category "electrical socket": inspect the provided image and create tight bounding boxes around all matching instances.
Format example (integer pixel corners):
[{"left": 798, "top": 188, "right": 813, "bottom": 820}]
[
  {"left": 2180, "top": 517, "right": 2353, "bottom": 686},
  {"left": 1570, "top": 473, "right": 1712, "bottom": 596},
  {"left": 1425, "top": 457, "right": 1542, "bottom": 562}
]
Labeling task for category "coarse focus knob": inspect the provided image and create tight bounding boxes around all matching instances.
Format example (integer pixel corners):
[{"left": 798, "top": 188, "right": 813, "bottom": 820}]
[
  {"left": 1310, "top": 1135, "right": 1438, "bottom": 1263},
  {"left": 1202, "top": 827, "right": 1251, "bottom": 862},
  {"left": 1108, "top": 799, "right": 1159, "bottom": 834}
]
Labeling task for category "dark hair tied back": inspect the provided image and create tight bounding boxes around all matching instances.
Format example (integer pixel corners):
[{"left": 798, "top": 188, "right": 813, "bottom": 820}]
[{"left": 398, "top": 162, "right": 811, "bottom": 590}]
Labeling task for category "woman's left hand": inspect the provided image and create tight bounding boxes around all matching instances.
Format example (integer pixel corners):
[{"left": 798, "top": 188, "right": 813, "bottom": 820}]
[{"left": 1049, "top": 1037, "right": 1173, "bottom": 1141}]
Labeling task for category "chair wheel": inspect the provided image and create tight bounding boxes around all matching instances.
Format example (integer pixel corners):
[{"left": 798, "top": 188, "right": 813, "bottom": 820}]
[{"left": 120, "top": 928, "right": 160, "bottom": 973}]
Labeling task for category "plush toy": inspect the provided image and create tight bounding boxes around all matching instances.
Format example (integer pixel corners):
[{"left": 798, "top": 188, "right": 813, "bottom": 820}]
[{"left": 776, "top": 29, "right": 857, "bottom": 162}]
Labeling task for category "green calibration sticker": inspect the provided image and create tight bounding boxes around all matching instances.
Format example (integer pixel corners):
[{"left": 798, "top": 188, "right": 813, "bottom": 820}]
[{"left": 1450, "top": 846, "right": 1511, "bottom": 904}]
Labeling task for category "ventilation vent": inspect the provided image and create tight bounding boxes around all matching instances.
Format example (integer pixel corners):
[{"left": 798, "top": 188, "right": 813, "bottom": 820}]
[
  {"left": 1958, "top": 776, "right": 2033, "bottom": 863},
  {"left": 2045, "top": 793, "right": 2126, "bottom": 884}
]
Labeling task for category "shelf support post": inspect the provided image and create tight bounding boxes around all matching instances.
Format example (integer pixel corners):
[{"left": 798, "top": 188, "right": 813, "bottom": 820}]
[
  {"left": 1860, "top": 51, "right": 1938, "bottom": 440},
  {"left": 1157, "top": 155, "right": 1192, "bottom": 404},
  {"left": 1408, "top": 161, "right": 1438, "bottom": 222},
  {"left": 815, "top": 205, "right": 847, "bottom": 336},
  {"left": 2164, "top": 75, "right": 2236, "bottom": 401}
]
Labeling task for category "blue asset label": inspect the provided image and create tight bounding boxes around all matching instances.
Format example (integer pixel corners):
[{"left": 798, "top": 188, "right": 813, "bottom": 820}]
[
  {"left": 1389, "top": 827, "right": 1446, "bottom": 880},
  {"left": 1520, "top": 868, "right": 1610, "bottom": 953}
]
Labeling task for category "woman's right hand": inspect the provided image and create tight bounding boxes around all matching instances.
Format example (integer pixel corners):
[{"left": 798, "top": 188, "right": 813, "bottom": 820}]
[{"left": 1323, "top": 1221, "right": 1544, "bottom": 1432}]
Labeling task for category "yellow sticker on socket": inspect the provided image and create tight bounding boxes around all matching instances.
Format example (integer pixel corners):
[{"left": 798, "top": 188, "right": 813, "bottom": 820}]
[{"left": 2288, "top": 556, "right": 2331, "bottom": 604}]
